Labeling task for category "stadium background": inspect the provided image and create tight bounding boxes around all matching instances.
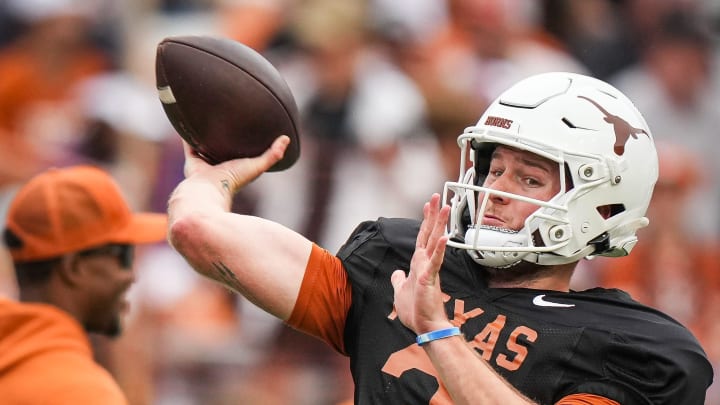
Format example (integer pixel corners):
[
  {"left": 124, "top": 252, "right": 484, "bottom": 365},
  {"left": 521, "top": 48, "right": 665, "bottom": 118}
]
[{"left": 0, "top": 0, "right": 718, "bottom": 403}]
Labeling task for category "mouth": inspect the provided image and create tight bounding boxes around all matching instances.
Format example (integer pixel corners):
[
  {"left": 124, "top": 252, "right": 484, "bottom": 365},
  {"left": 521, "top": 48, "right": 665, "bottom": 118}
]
[
  {"left": 480, "top": 213, "right": 520, "bottom": 234},
  {"left": 482, "top": 214, "right": 505, "bottom": 228},
  {"left": 117, "top": 294, "right": 131, "bottom": 315}
]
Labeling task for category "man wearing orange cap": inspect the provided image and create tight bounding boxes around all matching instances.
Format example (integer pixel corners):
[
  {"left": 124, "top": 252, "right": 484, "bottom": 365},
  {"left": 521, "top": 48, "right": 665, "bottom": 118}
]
[{"left": 0, "top": 165, "right": 167, "bottom": 404}]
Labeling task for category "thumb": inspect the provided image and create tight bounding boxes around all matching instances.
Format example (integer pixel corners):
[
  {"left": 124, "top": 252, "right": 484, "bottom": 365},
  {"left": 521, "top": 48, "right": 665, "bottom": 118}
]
[
  {"left": 217, "top": 135, "right": 290, "bottom": 191},
  {"left": 246, "top": 134, "right": 290, "bottom": 173},
  {"left": 265, "top": 135, "right": 290, "bottom": 164},
  {"left": 390, "top": 269, "right": 407, "bottom": 290}
]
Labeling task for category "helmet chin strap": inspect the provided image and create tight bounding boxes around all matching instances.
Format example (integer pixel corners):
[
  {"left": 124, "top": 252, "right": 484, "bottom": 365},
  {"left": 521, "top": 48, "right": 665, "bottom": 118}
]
[
  {"left": 464, "top": 226, "right": 530, "bottom": 268},
  {"left": 464, "top": 226, "right": 595, "bottom": 268}
]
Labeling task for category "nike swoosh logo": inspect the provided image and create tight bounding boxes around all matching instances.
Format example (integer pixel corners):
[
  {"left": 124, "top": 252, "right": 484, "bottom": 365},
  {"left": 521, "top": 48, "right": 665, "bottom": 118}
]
[{"left": 532, "top": 294, "right": 575, "bottom": 308}]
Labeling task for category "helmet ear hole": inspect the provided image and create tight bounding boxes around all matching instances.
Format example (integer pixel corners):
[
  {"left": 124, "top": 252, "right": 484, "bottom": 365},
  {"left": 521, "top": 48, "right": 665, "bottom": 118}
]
[
  {"left": 531, "top": 230, "right": 546, "bottom": 247},
  {"left": 597, "top": 204, "right": 625, "bottom": 219}
]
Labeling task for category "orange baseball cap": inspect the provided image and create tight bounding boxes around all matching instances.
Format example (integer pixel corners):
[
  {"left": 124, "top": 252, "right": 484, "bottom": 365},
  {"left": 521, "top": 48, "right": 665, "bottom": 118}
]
[{"left": 4, "top": 165, "right": 167, "bottom": 263}]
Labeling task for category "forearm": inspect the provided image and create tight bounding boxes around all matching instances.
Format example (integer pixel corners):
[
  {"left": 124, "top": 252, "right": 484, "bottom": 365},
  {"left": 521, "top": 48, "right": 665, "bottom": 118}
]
[{"left": 423, "top": 334, "right": 536, "bottom": 405}]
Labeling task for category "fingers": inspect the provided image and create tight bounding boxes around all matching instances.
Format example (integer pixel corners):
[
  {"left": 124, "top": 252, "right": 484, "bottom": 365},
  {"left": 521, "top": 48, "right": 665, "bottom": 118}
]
[
  {"left": 416, "top": 194, "right": 442, "bottom": 249},
  {"left": 418, "top": 201, "right": 449, "bottom": 285},
  {"left": 258, "top": 135, "right": 290, "bottom": 170},
  {"left": 181, "top": 140, "right": 206, "bottom": 177},
  {"left": 394, "top": 198, "right": 449, "bottom": 335},
  {"left": 409, "top": 195, "right": 449, "bottom": 286},
  {"left": 429, "top": 234, "right": 449, "bottom": 274},
  {"left": 182, "top": 135, "right": 290, "bottom": 183},
  {"left": 416, "top": 202, "right": 431, "bottom": 249},
  {"left": 181, "top": 140, "right": 195, "bottom": 158},
  {"left": 426, "top": 204, "right": 450, "bottom": 254},
  {"left": 417, "top": 194, "right": 449, "bottom": 253},
  {"left": 390, "top": 269, "right": 407, "bottom": 290},
  {"left": 221, "top": 134, "right": 289, "bottom": 174}
]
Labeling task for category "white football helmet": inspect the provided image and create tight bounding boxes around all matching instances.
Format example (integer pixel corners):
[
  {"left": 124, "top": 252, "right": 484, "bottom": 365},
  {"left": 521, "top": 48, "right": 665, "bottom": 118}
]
[{"left": 443, "top": 72, "right": 658, "bottom": 268}]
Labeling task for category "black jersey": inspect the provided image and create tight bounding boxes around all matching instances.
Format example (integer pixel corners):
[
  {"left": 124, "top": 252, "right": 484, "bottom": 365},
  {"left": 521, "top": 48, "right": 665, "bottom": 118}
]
[{"left": 337, "top": 218, "right": 713, "bottom": 405}]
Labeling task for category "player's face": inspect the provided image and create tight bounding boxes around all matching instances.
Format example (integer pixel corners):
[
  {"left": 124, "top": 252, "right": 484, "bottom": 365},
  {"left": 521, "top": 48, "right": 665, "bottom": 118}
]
[
  {"left": 479, "top": 146, "right": 561, "bottom": 231},
  {"left": 77, "top": 245, "right": 136, "bottom": 337}
]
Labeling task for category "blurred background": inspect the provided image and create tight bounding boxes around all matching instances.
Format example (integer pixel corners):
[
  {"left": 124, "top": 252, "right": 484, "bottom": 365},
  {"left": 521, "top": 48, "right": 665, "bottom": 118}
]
[{"left": 0, "top": 0, "right": 717, "bottom": 403}]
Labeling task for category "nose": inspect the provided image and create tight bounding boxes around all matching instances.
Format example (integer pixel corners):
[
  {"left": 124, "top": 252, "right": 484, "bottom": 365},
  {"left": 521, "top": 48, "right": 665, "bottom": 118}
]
[
  {"left": 483, "top": 173, "right": 514, "bottom": 205},
  {"left": 123, "top": 270, "right": 137, "bottom": 286}
]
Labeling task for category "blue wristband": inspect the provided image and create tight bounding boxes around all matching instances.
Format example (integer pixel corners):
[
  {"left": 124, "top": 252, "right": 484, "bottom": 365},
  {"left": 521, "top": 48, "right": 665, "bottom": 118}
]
[{"left": 416, "top": 327, "right": 461, "bottom": 346}]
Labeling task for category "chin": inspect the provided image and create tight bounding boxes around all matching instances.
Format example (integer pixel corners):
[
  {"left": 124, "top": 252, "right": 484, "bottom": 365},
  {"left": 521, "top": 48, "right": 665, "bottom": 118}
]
[
  {"left": 86, "top": 316, "right": 123, "bottom": 338},
  {"left": 105, "top": 317, "right": 123, "bottom": 338}
]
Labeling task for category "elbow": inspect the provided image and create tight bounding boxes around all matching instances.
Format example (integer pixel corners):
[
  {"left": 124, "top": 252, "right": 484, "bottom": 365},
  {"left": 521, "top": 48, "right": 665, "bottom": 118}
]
[
  {"left": 167, "top": 214, "right": 189, "bottom": 253},
  {"left": 167, "top": 212, "right": 210, "bottom": 268}
]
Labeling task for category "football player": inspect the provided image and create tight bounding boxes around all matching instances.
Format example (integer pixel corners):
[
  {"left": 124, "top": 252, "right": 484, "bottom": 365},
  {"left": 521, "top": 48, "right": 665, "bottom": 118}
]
[{"left": 168, "top": 72, "right": 713, "bottom": 404}]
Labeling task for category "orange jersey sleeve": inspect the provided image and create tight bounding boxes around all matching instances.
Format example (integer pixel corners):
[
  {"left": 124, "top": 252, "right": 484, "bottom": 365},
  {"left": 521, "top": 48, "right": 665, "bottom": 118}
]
[
  {"left": 287, "top": 244, "right": 352, "bottom": 354},
  {"left": 556, "top": 394, "right": 620, "bottom": 405}
]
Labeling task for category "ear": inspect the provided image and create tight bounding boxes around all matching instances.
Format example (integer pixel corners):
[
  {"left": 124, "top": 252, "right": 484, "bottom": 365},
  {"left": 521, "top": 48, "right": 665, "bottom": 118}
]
[{"left": 56, "top": 253, "right": 85, "bottom": 288}]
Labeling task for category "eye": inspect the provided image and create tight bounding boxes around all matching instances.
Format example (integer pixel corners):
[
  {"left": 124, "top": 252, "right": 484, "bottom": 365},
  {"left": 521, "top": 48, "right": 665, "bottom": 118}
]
[
  {"left": 522, "top": 177, "right": 542, "bottom": 187},
  {"left": 489, "top": 169, "right": 503, "bottom": 178}
]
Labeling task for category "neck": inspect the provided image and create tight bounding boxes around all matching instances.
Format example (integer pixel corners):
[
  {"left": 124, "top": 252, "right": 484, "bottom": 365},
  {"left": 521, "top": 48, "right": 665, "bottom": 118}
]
[
  {"left": 485, "top": 261, "right": 576, "bottom": 291},
  {"left": 19, "top": 286, "right": 52, "bottom": 304},
  {"left": 19, "top": 284, "right": 82, "bottom": 322}
]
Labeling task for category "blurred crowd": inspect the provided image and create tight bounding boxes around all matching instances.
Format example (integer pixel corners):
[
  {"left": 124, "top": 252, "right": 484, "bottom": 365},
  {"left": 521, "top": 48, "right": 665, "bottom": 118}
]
[{"left": 0, "top": 0, "right": 718, "bottom": 404}]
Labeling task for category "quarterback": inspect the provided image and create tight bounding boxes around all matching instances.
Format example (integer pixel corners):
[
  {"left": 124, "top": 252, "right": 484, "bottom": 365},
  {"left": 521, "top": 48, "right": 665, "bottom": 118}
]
[{"left": 168, "top": 72, "right": 712, "bottom": 404}]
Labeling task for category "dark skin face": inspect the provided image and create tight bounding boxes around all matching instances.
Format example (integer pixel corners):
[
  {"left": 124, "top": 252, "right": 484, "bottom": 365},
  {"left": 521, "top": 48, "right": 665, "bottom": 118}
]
[{"left": 68, "top": 245, "right": 135, "bottom": 337}]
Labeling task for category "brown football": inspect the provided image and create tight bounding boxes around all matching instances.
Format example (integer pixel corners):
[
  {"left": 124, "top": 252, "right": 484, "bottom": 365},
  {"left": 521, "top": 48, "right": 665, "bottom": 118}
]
[{"left": 155, "top": 35, "right": 300, "bottom": 171}]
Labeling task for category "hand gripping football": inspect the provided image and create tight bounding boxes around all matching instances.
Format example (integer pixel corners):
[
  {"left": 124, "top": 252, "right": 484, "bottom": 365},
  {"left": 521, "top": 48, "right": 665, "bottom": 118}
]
[{"left": 155, "top": 35, "right": 300, "bottom": 171}]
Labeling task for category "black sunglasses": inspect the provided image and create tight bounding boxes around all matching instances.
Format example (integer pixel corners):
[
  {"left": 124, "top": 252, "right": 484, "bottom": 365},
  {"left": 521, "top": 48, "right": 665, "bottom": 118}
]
[{"left": 78, "top": 244, "right": 134, "bottom": 269}]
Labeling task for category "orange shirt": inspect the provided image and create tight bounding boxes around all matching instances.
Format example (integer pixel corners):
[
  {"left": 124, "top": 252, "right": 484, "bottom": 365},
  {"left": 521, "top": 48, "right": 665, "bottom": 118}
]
[{"left": 0, "top": 297, "right": 127, "bottom": 404}]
